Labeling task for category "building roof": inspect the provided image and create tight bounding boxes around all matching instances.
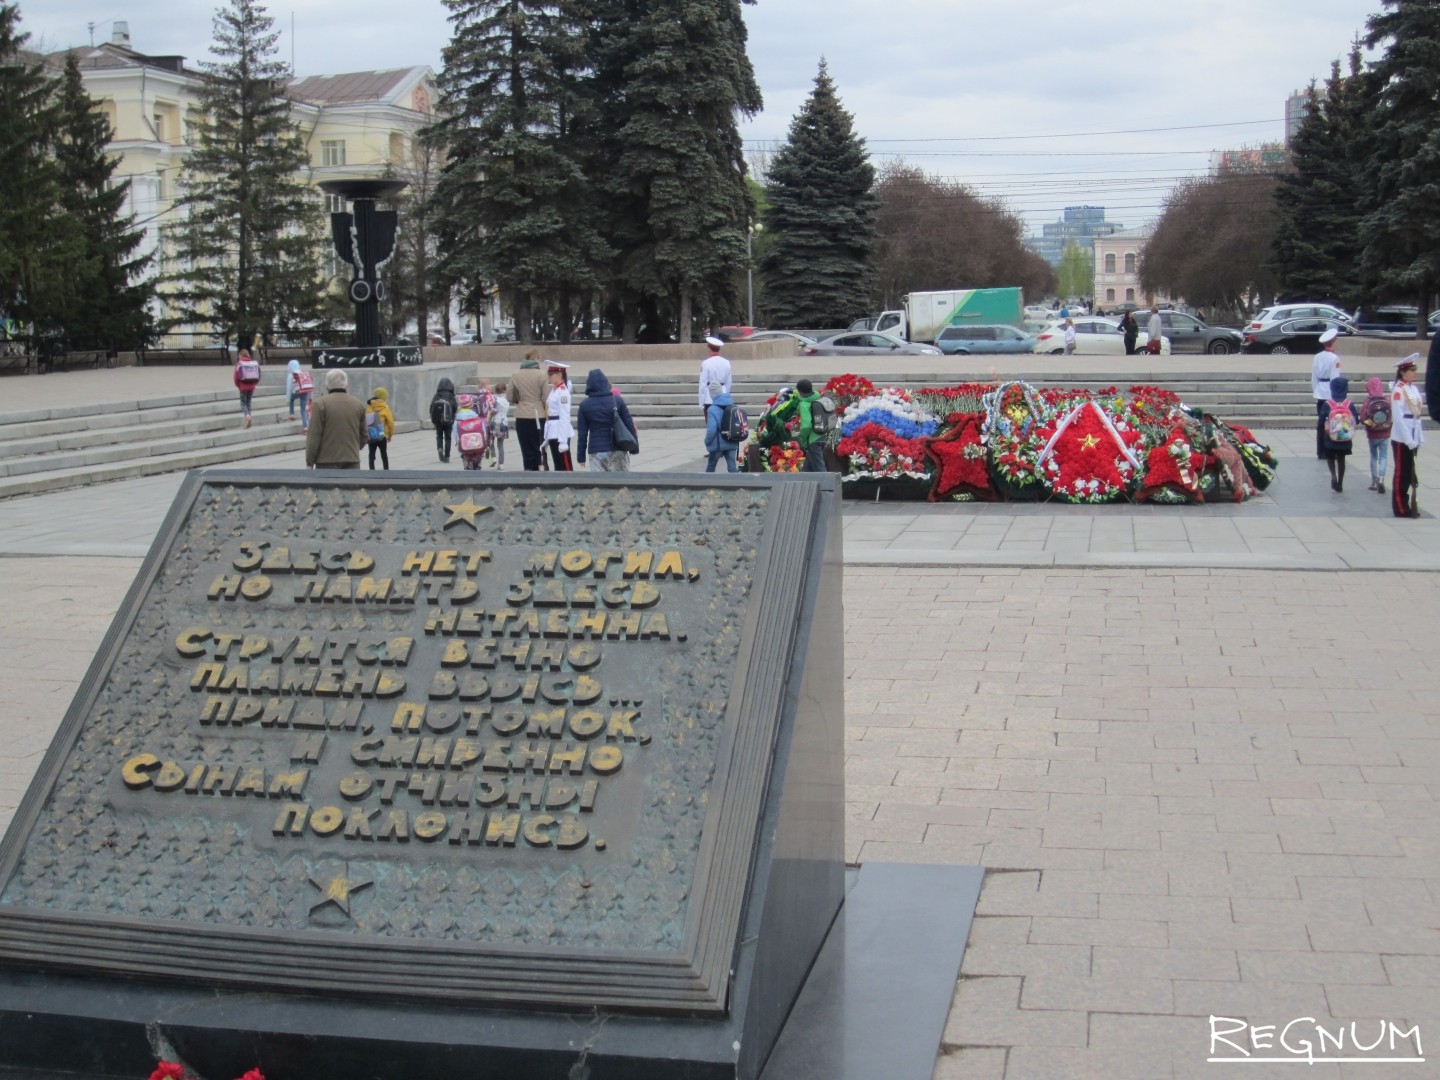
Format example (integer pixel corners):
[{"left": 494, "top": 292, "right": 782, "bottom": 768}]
[
  {"left": 55, "top": 43, "right": 196, "bottom": 76},
  {"left": 1097, "top": 226, "right": 1153, "bottom": 241},
  {"left": 288, "top": 68, "right": 420, "bottom": 106}
]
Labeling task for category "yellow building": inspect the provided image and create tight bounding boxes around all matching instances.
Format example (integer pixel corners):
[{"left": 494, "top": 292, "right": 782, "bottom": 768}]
[{"left": 59, "top": 22, "right": 435, "bottom": 338}]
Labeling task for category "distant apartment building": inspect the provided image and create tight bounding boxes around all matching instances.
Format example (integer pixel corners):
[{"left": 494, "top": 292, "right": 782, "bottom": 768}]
[
  {"left": 54, "top": 22, "right": 435, "bottom": 335},
  {"left": 1207, "top": 144, "right": 1288, "bottom": 175},
  {"left": 1285, "top": 88, "right": 1312, "bottom": 146},
  {"left": 1026, "top": 206, "right": 1122, "bottom": 267},
  {"left": 1091, "top": 228, "right": 1173, "bottom": 311}
]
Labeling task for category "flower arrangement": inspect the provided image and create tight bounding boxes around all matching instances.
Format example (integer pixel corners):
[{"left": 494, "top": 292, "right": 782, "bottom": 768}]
[
  {"left": 914, "top": 382, "right": 995, "bottom": 418},
  {"left": 924, "top": 412, "right": 994, "bottom": 500},
  {"left": 838, "top": 389, "right": 937, "bottom": 441},
  {"left": 823, "top": 373, "right": 875, "bottom": 404},
  {"left": 765, "top": 442, "right": 805, "bottom": 472},
  {"left": 1036, "top": 401, "right": 1136, "bottom": 503},
  {"left": 150, "top": 1064, "right": 263, "bottom": 1080},
  {"left": 836, "top": 422, "right": 929, "bottom": 481},
  {"left": 1137, "top": 425, "right": 1207, "bottom": 503}
]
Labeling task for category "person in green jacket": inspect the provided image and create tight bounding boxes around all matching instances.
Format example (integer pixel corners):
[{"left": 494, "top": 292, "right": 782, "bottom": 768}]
[{"left": 794, "top": 379, "right": 826, "bottom": 473}]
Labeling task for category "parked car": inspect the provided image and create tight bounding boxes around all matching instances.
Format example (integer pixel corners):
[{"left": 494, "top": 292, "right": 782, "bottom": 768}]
[
  {"left": 1034, "top": 317, "right": 1158, "bottom": 355},
  {"left": 1241, "top": 317, "right": 1384, "bottom": 354},
  {"left": 935, "top": 324, "right": 1036, "bottom": 355},
  {"left": 741, "top": 330, "right": 818, "bottom": 352},
  {"left": 1150, "top": 311, "right": 1243, "bottom": 354},
  {"left": 1351, "top": 305, "right": 1440, "bottom": 335},
  {"left": 803, "top": 332, "right": 942, "bottom": 357},
  {"left": 1245, "top": 303, "right": 1353, "bottom": 336}
]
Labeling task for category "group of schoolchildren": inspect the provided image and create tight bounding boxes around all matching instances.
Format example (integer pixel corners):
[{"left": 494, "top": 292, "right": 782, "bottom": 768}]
[
  {"left": 1315, "top": 348, "right": 1425, "bottom": 517},
  {"left": 428, "top": 377, "right": 511, "bottom": 471}
]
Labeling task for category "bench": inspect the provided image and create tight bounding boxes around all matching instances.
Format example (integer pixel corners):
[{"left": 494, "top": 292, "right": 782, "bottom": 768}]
[
  {"left": 139, "top": 346, "right": 233, "bottom": 366},
  {"left": 41, "top": 348, "right": 111, "bottom": 372}
]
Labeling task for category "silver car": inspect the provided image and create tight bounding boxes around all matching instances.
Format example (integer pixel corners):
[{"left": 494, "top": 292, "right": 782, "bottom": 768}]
[{"left": 803, "top": 332, "right": 942, "bottom": 357}]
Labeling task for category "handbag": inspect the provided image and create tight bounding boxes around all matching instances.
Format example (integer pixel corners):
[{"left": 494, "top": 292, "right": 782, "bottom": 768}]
[{"left": 611, "top": 402, "right": 638, "bottom": 453}]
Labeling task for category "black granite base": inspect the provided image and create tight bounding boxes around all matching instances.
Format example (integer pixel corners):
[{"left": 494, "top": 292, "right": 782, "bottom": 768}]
[
  {"left": 0, "top": 862, "right": 981, "bottom": 1080},
  {"left": 310, "top": 344, "right": 423, "bottom": 368}
]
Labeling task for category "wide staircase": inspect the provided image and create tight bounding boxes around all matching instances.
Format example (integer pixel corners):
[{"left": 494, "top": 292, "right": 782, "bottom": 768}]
[{"left": 0, "top": 369, "right": 1321, "bottom": 500}]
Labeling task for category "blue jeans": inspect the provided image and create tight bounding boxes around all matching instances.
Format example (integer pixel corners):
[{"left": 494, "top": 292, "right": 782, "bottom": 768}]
[
  {"left": 1369, "top": 438, "right": 1388, "bottom": 482},
  {"left": 289, "top": 390, "right": 310, "bottom": 428},
  {"left": 706, "top": 447, "right": 738, "bottom": 473}
]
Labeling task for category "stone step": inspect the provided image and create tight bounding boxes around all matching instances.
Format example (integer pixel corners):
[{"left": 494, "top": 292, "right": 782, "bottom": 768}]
[{"left": 0, "top": 398, "right": 299, "bottom": 460}]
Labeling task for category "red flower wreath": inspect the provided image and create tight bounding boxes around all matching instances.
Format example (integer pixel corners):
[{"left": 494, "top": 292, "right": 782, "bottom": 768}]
[
  {"left": 1137, "top": 425, "right": 1206, "bottom": 503},
  {"left": 924, "top": 412, "right": 995, "bottom": 500}
]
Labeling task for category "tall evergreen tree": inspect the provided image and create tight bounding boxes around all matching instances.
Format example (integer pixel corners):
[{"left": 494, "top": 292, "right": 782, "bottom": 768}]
[
  {"left": 760, "top": 60, "right": 876, "bottom": 329},
  {"left": 1270, "top": 48, "right": 1368, "bottom": 305},
  {"left": 162, "top": 0, "right": 323, "bottom": 343},
  {"left": 427, "top": 0, "right": 609, "bottom": 345},
  {"left": 53, "top": 52, "right": 154, "bottom": 349},
  {"left": 1361, "top": 1, "right": 1440, "bottom": 334},
  {"left": 590, "top": 0, "right": 761, "bottom": 342},
  {"left": 0, "top": 3, "right": 78, "bottom": 338}
]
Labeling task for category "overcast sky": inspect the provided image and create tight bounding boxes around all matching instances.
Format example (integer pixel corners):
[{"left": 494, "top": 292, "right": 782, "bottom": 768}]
[{"left": 21, "top": 0, "right": 1380, "bottom": 230}]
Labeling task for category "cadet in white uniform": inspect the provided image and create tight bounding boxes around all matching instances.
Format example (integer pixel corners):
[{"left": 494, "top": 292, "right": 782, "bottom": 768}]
[
  {"left": 1390, "top": 355, "right": 1424, "bottom": 518},
  {"left": 544, "top": 362, "right": 574, "bottom": 471},
  {"left": 1311, "top": 327, "right": 1343, "bottom": 459}
]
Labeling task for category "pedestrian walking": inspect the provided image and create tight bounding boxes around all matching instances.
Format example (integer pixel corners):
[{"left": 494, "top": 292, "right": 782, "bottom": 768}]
[
  {"left": 576, "top": 368, "right": 636, "bottom": 472},
  {"left": 1319, "top": 376, "right": 1355, "bottom": 492},
  {"left": 454, "top": 394, "right": 487, "bottom": 471},
  {"left": 1118, "top": 310, "right": 1139, "bottom": 355},
  {"left": 1063, "top": 318, "right": 1077, "bottom": 355},
  {"left": 1390, "top": 355, "right": 1425, "bottom": 518},
  {"left": 698, "top": 336, "right": 732, "bottom": 416},
  {"left": 544, "top": 362, "right": 574, "bottom": 471},
  {"left": 429, "top": 377, "right": 458, "bottom": 463},
  {"left": 234, "top": 337, "right": 260, "bottom": 429},
  {"left": 506, "top": 350, "right": 549, "bottom": 471},
  {"left": 285, "top": 358, "right": 313, "bottom": 431},
  {"left": 305, "top": 369, "right": 367, "bottom": 470},
  {"left": 365, "top": 386, "right": 395, "bottom": 471},
  {"left": 491, "top": 382, "right": 509, "bottom": 468},
  {"left": 1145, "top": 305, "right": 1164, "bottom": 356},
  {"left": 703, "top": 380, "right": 741, "bottom": 473},
  {"left": 1311, "top": 327, "right": 1343, "bottom": 459},
  {"left": 1359, "top": 376, "right": 1392, "bottom": 494}
]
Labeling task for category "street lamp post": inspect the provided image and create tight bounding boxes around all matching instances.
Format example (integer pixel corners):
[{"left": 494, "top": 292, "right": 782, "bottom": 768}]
[{"left": 746, "top": 222, "right": 762, "bottom": 328}]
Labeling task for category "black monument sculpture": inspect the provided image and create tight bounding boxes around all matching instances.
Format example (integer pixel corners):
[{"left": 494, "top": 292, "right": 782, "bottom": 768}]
[{"left": 313, "top": 178, "right": 422, "bottom": 369}]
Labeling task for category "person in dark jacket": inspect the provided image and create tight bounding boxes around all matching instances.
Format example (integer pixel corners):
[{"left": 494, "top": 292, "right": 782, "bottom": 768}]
[
  {"left": 1118, "top": 310, "right": 1139, "bottom": 355},
  {"left": 430, "top": 377, "right": 458, "bottom": 463},
  {"left": 703, "top": 381, "right": 740, "bottom": 473},
  {"left": 575, "top": 368, "right": 637, "bottom": 472}
]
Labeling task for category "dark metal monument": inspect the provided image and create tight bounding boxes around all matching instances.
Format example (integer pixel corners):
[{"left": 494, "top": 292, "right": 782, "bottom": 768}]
[
  {"left": 0, "top": 472, "right": 863, "bottom": 1078},
  {"left": 314, "top": 179, "right": 422, "bottom": 369}
]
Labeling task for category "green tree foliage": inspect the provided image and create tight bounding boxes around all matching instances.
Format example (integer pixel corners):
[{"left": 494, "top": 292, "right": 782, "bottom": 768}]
[
  {"left": 759, "top": 60, "right": 877, "bottom": 329},
  {"left": 588, "top": 0, "right": 761, "bottom": 343},
  {"left": 0, "top": 3, "right": 76, "bottom": 336},
  {"left": 428, "top": 0, "right": 609, "bottom": 345},
  {"left": 1141, "top": 173, "right": 1279, "bottom": 321},
  {"left": 52, "top": 52, "right": 154, "bottom": 349},
  {"left": 1056, "top": 240, "right": 1093, "bottom": 301},
  {"left": 872, "top": 163, "right": 1055, "bottom": 310},
  {"left": 1361, "top": 1, "right": 1440, "bottom": 335},
  {"left": 162, "top": 0, "right": 323, "bottom": 343},
  {"left": 1270, "top": 48, "right": 1369, "bottom": 306}
]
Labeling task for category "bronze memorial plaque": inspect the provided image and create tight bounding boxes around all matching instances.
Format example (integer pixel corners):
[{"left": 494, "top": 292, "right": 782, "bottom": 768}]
[{"left": 0, "top": 472, "right": 841, "bottom": 1021}]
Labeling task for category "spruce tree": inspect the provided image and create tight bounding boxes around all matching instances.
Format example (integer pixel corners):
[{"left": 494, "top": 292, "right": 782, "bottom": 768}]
[
  {"left": 163, "top": 0, "right": 323, "bottom": 343},
  {"left": 760, "top": 60, "right": 876, "bottom": 329},
  {"left": 53, "top": 52, "right": 154, "bottom": 350},
  {"left": 1270, "top": 49, "right": 1368, "bottom": 305},
  {"left": 589, "top": 0, "right": 761, "bottom": 342},
  {"left": 0, "top": 3, "right": 78, "bottom": 339},
  {"left": 1361, "top": 1, "right": 1440, "bottom": 334},
  {"left": 427, "top": 0, "right": 609, "bottom": 345}
]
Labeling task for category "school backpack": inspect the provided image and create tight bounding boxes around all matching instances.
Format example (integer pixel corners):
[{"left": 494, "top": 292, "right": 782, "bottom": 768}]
[
  {"left": 236, "top": 357, "right": 260, "bottom": 382},
  {"left": 1325, "top": 400, "right": 1354, "bottom": 443},
  {"left": 365, "top": 410, "right": 385, "bottom": 443},
  {"left": 810, "top": 395, "right": 837, "bottom": 434},
  {"left": 1361, "top": 397, "right": 1391, "bottom": 431},
  {"left": 721, "top": 403, "right": 749, "bottom": 444},
  {"left": 430, "top": 394, "right": 455, "bottom": 428},
  {"left": 291, "top": 370, "right": 314, "bottom": 395},
  {"left": 456, "top": 415, "right": 489, "bottom": 456}
]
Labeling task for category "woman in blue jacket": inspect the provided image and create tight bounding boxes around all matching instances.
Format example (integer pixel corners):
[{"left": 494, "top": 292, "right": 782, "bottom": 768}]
[{"left": 575, "top": 368, "right": 637, "bottom": 472}]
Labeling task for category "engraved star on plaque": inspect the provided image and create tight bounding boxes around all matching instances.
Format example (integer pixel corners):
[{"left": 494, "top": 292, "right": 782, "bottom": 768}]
[
  {"left": 309, "top": 868, "right": 373, "bottom": 917},
  {"left": 442, "top": 497, "right": 494, "bottom": 530}
]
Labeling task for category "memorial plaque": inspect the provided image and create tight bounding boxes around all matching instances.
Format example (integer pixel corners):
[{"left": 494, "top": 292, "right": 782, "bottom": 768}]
[{"left": 0, "top": 471, "right": 844, "bottom": 1079}]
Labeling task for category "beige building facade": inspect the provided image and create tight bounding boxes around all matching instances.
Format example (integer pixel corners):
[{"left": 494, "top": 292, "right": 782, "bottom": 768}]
[
  {"left": 1091, "top": 227, "right": 1173, "bottom": 312},
  {"left": 60, "top": 23, "right": 435, "bottom": 337}
]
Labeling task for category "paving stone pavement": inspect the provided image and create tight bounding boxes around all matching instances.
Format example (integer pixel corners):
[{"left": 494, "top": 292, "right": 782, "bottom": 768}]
[{"left": 0, "top": 368, "right": 1436, "bottom": 1079}]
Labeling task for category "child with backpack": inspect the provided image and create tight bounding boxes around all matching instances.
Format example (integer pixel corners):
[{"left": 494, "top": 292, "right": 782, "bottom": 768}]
[
  {"left": 285, "top": 359, "right": 314, "bottom": 432},
  {"left": 491, "top": 382, "right": 509, "bottom": 468},
  {"left": 1319, "top": 375, "right": 1355, "bottom": 493},
  {"left": 430, "top": 378, "right": 458, "bottom": 463},
  {"left": 703, "top": 380, "right": 745, "bottom": 473},
  {"left": 234, "top": 339, "right": 261, "bottom": 429},
  {"left": 365, "top": 386, "right": 395, "bottom": 471},
  {"left": 1360, "top": 375, "right": 1392, "bottom": 494},
  {"left": 453, "top": 393, "right": 490, "bottom": 471},
  {"left": 793, "top": 378, "right": 835, "bottom": 473}
]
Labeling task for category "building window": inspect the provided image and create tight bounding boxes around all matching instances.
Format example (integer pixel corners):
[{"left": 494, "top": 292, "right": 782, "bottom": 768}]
[
  {"left": 1125, "top": 288, "right": 1135, "bottom": 302},
  {"left": 321, "top": 140, "right": 347, "bottom": 167},
  {"left": 153, "top": 112, "right": 165, "bottom": 143},
  {"left": 1106, "top": 288, "right": 1115, "bottom": 302},
  {"left": 1124, "top": 253, "right": 1136, "bottom": 274},
  {"left": 1104, "top": 253, "right": 1116, "bottom": 273},
  {"left": 324, "top": 194, "right": 345, "bottom": 214}
]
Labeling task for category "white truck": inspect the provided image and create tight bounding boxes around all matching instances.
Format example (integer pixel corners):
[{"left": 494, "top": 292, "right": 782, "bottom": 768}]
[{"left": 859, "top": 288, "right": 1026, "bottom": 344}]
